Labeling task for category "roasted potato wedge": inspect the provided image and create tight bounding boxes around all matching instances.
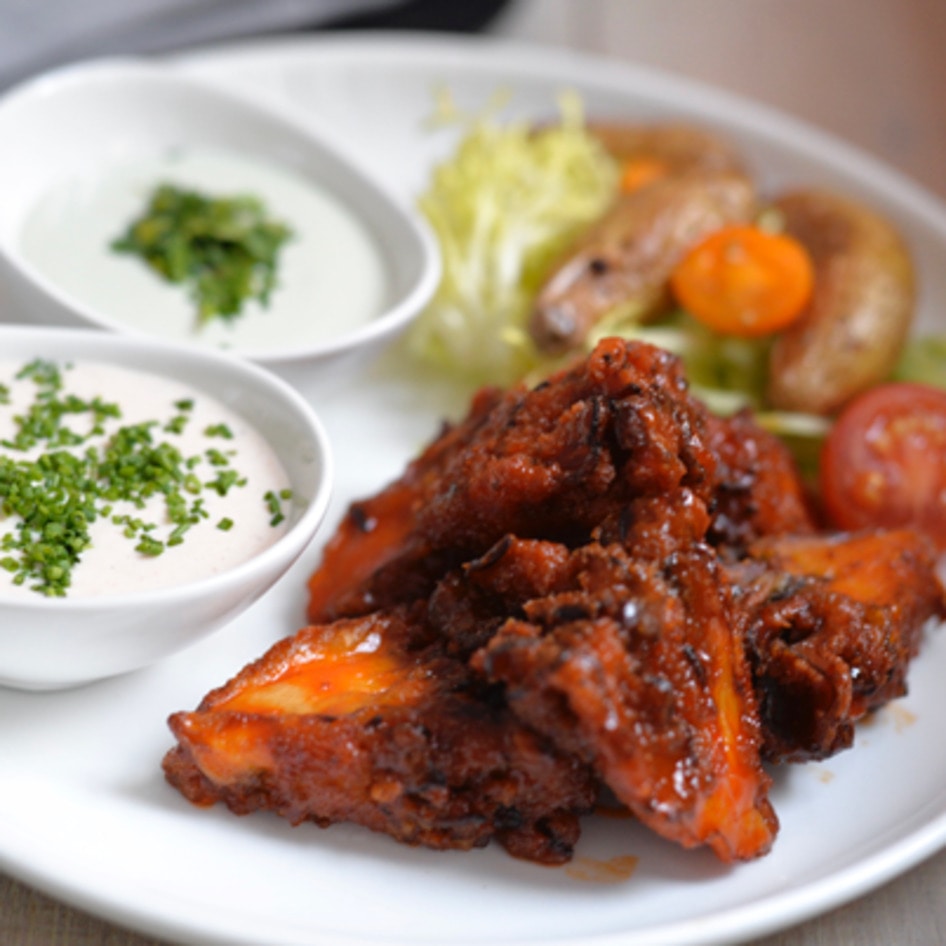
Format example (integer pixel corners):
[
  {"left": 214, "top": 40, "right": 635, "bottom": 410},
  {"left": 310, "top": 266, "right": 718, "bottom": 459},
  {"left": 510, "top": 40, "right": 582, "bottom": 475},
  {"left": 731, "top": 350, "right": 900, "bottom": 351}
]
[
  {"left": 587, "top": 121, "right": 747, "bottom": 177},
  {"left": 529, "top": 168, "right": 757, "bottom": 353},
  {"left": 767, "top": 190, "right": 916, "bottom": 414}
]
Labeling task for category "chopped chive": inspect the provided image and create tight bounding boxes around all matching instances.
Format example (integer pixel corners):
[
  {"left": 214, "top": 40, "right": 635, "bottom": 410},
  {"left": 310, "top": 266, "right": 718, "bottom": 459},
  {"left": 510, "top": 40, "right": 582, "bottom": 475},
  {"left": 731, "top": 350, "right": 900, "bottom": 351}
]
[
  {"left": 164, "top": 414, "right": 189, "bottom": 434},
  {"left": 135, "top": 535, "right": 165, "bottom": 557},
  {"left": 264, "top": 488, "right": 289, "bottom": 527},
  {"left": 0, "top": 359, "right": 286, "bottom": 597},
  {"left": 205, "top": 448, "right": 230, "bottom": 467}
]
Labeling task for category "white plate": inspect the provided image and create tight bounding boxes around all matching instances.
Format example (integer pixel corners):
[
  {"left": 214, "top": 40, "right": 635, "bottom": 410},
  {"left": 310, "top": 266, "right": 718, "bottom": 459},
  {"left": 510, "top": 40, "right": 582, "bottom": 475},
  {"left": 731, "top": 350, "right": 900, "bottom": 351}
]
[{"left": 1, "top": 33, "right": 945, "bottom": 946}]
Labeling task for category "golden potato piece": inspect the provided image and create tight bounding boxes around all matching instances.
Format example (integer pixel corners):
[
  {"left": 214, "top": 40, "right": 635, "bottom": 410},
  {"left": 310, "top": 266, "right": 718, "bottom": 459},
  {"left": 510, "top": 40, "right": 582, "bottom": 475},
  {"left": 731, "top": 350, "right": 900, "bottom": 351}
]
[
  {"left": 767, "top": 189, "right": 916, "bottom": 414},
  {"left": 587, "top": 121, "right": 748, "bottom": 177},
  {"left": 529, "top": 169, "right": 756, "bottom": 353}
]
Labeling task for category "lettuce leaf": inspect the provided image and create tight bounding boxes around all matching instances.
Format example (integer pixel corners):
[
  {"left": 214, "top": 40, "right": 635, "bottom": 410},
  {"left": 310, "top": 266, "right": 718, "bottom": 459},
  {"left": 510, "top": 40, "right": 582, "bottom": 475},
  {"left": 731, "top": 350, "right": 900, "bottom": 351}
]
[
  {"left": 892, "top": 334, "right": 946, "bottom": 389},
  {"left": 410, "top": 95, "right": 618, "bottom": 384}
]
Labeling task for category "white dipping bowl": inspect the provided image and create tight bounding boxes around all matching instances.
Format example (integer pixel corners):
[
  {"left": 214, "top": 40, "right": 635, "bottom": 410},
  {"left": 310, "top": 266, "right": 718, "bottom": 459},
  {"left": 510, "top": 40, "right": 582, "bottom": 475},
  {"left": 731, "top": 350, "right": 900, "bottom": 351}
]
[
  {"left": 0, "top": 59, "right": 439, "bottom": 367},
  {"left": 0, "top": 325, "right": 333, "bottom": 690}
]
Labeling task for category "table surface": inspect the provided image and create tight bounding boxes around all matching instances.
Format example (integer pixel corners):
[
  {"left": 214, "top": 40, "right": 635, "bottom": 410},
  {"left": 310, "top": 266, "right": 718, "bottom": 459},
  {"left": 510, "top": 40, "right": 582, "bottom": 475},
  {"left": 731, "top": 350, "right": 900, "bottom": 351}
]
[{"left": 4, "top": 1, "right": 946, "bottom": 944}]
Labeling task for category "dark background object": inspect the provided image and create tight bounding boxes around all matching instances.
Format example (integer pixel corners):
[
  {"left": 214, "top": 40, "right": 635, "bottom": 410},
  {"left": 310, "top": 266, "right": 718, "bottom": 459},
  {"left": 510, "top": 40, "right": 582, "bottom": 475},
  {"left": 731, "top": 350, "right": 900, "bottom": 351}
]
[{"left": 325, "top": 0, "right": 512, "bottom": 32}]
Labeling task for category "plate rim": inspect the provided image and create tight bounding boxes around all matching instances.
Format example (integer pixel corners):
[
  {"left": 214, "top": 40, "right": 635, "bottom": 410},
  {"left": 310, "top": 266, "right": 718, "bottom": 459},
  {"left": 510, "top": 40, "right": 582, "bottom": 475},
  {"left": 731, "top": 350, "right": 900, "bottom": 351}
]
[{"left": 2, "top": 29, "right": 945, "bottom": 946}]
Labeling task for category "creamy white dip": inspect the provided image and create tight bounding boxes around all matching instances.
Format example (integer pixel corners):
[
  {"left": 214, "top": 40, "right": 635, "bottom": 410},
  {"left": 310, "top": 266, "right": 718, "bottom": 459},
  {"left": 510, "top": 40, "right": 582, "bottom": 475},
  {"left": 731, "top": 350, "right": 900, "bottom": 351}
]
[
  {"left": 0, "top": 360, "right": 291, "bottom": 598},
  {"left": 19, "top": 147, "right": 390, "bottom": 356}
]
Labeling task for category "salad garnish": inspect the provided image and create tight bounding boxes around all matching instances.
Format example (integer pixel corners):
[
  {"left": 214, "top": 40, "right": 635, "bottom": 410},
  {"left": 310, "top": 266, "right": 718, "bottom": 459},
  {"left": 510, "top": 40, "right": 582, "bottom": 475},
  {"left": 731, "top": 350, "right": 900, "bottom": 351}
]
[
  {"left": 111, "top": 183, "right": 293, "bottom": 328},
  {"left": 412, "top": 90, "right": 618, "bottom": 384}
]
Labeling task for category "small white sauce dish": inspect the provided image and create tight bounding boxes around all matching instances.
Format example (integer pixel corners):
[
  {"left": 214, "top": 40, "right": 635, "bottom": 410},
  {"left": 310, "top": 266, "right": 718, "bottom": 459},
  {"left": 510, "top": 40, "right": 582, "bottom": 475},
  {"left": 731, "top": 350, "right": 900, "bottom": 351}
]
[
  {"left": 0, "top": 325, "right": 333, "bottom": 690},
  {"left": 0, "top": 59, "right": 440, "bottom": 367}
]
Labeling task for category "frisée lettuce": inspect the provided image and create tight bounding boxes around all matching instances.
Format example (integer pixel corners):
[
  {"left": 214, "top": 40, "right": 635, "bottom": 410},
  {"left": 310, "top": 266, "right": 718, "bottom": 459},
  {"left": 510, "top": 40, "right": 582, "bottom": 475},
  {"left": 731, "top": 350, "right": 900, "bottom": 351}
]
[{"left": 411, "top": 93, "right": 618, "bottom": 384}]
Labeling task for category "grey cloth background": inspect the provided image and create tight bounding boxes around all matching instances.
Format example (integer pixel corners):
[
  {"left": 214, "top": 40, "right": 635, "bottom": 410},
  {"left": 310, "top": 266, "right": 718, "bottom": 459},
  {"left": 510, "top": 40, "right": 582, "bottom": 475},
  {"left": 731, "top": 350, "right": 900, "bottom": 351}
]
[{"left": 0, "top": 0, "right": 398, "bottom": 89}]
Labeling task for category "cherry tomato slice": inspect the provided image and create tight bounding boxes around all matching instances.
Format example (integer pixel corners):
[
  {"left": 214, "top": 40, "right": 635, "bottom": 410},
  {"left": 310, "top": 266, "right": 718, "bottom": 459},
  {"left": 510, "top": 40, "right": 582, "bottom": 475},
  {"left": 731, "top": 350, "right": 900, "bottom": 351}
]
[
  {"left": 819, "top": 382, "right": 946, "bottom": 549},
  {"left": 670, "top": 224, "right": 814, "bottom": 338}
]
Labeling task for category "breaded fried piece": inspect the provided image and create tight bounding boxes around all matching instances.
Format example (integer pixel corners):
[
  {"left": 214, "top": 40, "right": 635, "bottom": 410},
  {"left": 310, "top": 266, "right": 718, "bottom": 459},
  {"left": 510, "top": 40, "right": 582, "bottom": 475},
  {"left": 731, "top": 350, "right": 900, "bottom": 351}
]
[
  {"left": 308, "top": 341, "right": 815, "bottom": 628},
  {"left": 427, "top": 536, "right": 573, "bottom": 659},
  {"left": 306, "top": 386, "right": 505, "bottom": 620},
  {"left": 704, "top": 409, "right": 816, "bottom": 552},
  {"left": 163, "top": 607, "right": 597, "bottom": 864},
  {"left": 474, "top": 540, "right": 778, "bottom": 862},
  {"left": 731, "top": 529, "right": 946, "bottom": 762},
  {"left": 427, "top": 512, "right": 780, "bottom": 860},
  {"left": 308, "top": 339, "right": 720, "bottom": 623}
]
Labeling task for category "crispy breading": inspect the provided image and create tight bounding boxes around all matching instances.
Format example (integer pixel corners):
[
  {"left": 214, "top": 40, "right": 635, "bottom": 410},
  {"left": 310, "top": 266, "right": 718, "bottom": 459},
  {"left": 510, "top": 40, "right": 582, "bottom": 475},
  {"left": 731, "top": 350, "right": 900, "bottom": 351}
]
[
  {"left": 166, "top": 339, "right": 944, "bottom": 865},
  {"left": 164, "top": 606, "right": 597, "bottom": 864},
  {"left": 729, "top": 529, "right": 946, "bottom": 762},
  {"left": 472, "top": 539, "right": 777, "bottom": 861},
  {"left": 704, "top": 409, "right": 816, "bottom": 552},
  {"left": 308, "top": 339, "right": 720, "bottom": 623}
]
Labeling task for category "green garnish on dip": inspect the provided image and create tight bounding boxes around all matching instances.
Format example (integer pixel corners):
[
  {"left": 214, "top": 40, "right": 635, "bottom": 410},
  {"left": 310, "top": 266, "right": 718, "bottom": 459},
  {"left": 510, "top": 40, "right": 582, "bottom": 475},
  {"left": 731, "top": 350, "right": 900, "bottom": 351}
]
[
  {"left": 111, "top": 183, "right": 293, "bottom": 328},
  {"left": 264, "top": 488, "right": 293, "bottom": 527},
  {"left": 0, "top": 360, "right": 287, "bottom": 597}
]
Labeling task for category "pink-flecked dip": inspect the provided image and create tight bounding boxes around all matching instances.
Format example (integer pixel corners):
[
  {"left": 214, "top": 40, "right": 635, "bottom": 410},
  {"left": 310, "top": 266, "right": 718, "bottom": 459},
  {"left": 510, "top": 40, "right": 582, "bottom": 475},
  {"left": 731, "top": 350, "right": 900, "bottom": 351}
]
[{"left": 0, "top": 359, "right": 292, "bottom": 598}]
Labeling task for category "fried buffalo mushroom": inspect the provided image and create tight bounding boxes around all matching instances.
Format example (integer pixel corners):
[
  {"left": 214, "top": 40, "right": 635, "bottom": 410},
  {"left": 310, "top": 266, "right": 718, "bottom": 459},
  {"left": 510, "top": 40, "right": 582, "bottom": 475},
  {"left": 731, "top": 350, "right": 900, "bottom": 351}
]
[
  {"left": 730, "top": 529, "right": 945, "bottom": 762},
  {"left": 474, "top": 540, "right": 778, "bottom": 862},
  {"left": 427, "top": 490, "right": 779, "bottom": 860},
  {"left": 308, "top": 339, "right": 720, "bottom": 623},
  {"left": 703, "top": 409, "right": 816, "bottom": 554},
  {"left": 164, "top": 606, "right": 598, "bottom": 864}
]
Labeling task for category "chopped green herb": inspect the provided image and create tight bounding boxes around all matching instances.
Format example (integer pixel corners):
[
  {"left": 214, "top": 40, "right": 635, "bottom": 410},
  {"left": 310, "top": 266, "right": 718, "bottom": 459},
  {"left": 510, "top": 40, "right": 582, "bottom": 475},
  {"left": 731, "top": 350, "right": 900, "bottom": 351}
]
[
  {"left": 206, "top": 468, "right": 245, "bottom": 497},
  {"left": 0, "top": 360, "right": 287, "bottom": 596},
  {"left": 204, "top": 423, "right": 234, "bottom": 439},
  {"left": 164, "top": 413, "right": 190, "bottom": 435},
  {"left": 135, "top": 535, "right": 165, "bottom": 557},
  {"left": 205, "top": 447, "right": 231, "bottom": 467},
  {"left": 2, "top": 362, "right": 122, "bottom": 453},
  {"left": 264, "top": 488, "right": 292, "bottom": 527},
  {"left": 110, "top": 183, "right": 293, "bottom": 328},
  {"left": 17, "top": 358, "right": 63, "bottom": 388}
]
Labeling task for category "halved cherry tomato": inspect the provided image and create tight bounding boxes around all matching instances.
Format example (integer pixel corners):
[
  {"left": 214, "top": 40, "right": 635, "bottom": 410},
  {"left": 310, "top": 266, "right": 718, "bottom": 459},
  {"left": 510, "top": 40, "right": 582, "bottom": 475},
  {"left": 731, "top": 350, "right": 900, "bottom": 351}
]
[
  {"left": 819, "top": 382, "right": 946, "bottom": 549},
  {"left": 670, "top": 224, "right": 814, "bottom": 337}
]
